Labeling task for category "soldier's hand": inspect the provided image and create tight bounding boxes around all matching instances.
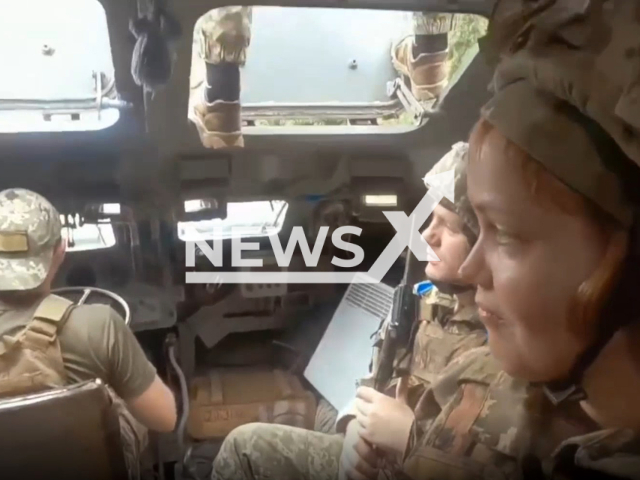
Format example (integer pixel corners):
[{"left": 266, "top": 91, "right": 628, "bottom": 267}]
[
  {"left": 339, "top": 418, "right": 379, "bottom": 480},
  {"left": 354, "top": 386, "right": 414, "bottom": 458}
]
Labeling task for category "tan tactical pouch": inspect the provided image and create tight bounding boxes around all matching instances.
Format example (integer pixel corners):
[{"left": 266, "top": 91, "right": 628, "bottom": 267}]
[
  {"left": 187, "top": 367, "right": 317, "bottom": 439},
  {"left": 0, "top": 294, "right": 74, "bottom": 399}
]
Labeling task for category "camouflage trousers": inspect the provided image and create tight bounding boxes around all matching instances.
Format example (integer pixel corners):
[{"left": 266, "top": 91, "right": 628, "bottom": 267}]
[
  {"left": 195, "top": 6, "right": 253, "bottom": 65},
  {"left": 107, "top": 388, "right": 149, "bottom": 480},
  {"left": 211, "top": 423, "right": 343, "bottom": 480},
  {"left": 412, "top": 12, "right": 458, "bottom": 35}
]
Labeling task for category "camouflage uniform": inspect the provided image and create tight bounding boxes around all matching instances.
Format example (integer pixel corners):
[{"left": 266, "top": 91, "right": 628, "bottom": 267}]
[
  {"left": 215, "top": 348, "right": 638, "bottom": 480},
  {"left": 398, "top": 346, "right": 640, "bottom": 480},
  {"left": 212, "top": 423, "right": 343, "bottom": 480},
  {"left": 362, "top": 142, "right": 483, "bottom": 396},
  {"left": 194, "top": 6, "right": 252, "bottom": 66},
  {"left": 406, "top": 288, "right": 485, "bottom": 387},
  {"left": 0, "top": 189, "right": 150, "bottom": 480},
  {"left": 211, "top": 143, "right": 485, "bottom": 480}
]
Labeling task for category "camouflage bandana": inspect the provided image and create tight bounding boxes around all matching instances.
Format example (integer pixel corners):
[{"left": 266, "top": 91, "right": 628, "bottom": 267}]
[
  {"left": 423, "top": 142, "right": 479, "bottom": 245},
  {"left": 0, "top": 189, "right": 62, "bottom": 291},
  {"left": 479, "top": 0, "right": 640, "bottom": 227}
]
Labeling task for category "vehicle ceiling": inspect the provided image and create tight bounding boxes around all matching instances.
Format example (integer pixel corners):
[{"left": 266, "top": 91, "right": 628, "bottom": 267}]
[{"left": 0, "top": 0, "right": 496, "bottom": 217}]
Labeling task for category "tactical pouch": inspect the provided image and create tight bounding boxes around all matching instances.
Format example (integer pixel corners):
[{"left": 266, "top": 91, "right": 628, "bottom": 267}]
[{"left": 0, "top": 295, "right": 74, "bottom": 399}]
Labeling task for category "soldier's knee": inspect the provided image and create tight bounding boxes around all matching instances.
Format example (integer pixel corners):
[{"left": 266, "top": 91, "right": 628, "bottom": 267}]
[{"left": 222, "top": 423, "right": 271, "bottom": 450}]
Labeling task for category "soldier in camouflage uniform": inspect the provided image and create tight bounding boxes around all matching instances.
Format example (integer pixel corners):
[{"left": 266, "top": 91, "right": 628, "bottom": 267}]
[
  {"left": 348, "top": 142, "right": 485, "bottom": 407},
  {"left": 0, "top": 189, "right": 176, "bottom": 479},
  {"left": 189, "top": 6, "right": 252, "bottom": 149},
  {"left": 343, "top": 142, "right": 486, "bottom": 479},
  {"left": 402, "top": 142, "right": 486, "bottom": 390},
  {"left": 211, "top": 143, "right": 485, "bottom": 480}
]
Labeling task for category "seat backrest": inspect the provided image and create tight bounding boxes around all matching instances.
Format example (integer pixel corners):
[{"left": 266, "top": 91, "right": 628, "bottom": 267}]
[{"left": 0, "top": 379, "right": 129, "bottom": 480}]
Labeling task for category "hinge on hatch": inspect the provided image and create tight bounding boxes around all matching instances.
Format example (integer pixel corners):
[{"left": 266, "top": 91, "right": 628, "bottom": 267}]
[{"left": 386, "top": 77, "right": 427, "bottom": 122}]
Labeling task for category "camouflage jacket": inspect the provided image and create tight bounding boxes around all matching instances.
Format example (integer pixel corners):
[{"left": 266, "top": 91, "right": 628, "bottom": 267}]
[
  {"left": 338, "top": 286, "right": 486, "bottom": 432},
  {"left": 398, "top": 346, "right": 640, "bottom": 480},
  {"left": 405, "top": 287, "right": 486, "bottom": 386},
  {"left": 367, "top": 285, "right": 486, "bottom": 392}
]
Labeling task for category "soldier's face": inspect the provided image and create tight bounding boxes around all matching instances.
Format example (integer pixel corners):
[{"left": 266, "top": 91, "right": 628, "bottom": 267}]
[
  {"left": 422, "top": 204, "right": 471, "bottom": 284},
  {"left": 460, "top": 127, "right": 609, "bottom": 382}
]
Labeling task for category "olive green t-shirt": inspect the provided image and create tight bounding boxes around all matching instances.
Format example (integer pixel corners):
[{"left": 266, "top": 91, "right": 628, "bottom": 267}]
[{"left": 0, "top": 300, "right": 157, "bottom": 400}]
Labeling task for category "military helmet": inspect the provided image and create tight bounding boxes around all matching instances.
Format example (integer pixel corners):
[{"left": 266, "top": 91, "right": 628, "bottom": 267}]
[
  {"left": 423, "top": 142, "right": 479, "bottom": 245},
  {"left": 0, "top": 189, "right": 62, "bottom": 292}
]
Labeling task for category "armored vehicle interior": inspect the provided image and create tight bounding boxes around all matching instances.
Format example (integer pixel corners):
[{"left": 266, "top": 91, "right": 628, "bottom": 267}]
[{"left": 0, "top": 0, "right": 494, "bottom": 477}]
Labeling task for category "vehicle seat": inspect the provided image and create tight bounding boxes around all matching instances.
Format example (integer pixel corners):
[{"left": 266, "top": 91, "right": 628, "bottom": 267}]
[{"left": 0, "top": 379, "right": 129, "bottom": 480}]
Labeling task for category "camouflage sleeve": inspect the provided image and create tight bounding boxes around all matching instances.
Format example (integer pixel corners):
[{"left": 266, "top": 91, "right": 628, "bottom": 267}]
[
  {"left": 400, "top": 347, "right": 530, "bottom": 480},
  {"left": 195, "top": 6, "right": 252, "bottom": 65}
]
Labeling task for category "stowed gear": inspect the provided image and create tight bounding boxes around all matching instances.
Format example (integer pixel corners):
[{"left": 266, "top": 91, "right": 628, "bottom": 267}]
[{"left": 480, "top": 0, "right": 640, "bottom": 403}]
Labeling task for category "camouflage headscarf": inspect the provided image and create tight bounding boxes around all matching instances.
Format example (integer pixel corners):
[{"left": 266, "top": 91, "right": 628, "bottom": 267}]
[
  {"left": 424, "top": 142, "right": 479, "bottom": 245},
  {"left": 0, "top": 189, "right": 62, "bottom": 291},
  {"left": 479, "top": 0, "right": 640, "bottom": 227}
]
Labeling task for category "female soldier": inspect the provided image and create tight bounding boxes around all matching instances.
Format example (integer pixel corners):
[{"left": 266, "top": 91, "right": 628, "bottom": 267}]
[{"left": 392, "top": 2, "right": 640, "bottom": 479}]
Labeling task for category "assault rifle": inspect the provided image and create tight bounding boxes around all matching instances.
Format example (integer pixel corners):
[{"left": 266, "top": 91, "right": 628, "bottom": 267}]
[{"left": 373, "top": 219, "right": 419, "bottom": 392}]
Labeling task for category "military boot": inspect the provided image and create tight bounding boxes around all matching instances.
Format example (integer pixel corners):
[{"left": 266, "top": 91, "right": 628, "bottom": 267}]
[
  {"left": 189, "top": 61, "right": 244, "bottom": 149},
  {"left": 189, "top": 90, "right": 243, "bottom": 149},
  {"left": 391, "top": 35, "right": 450, "bottom": 103}
]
